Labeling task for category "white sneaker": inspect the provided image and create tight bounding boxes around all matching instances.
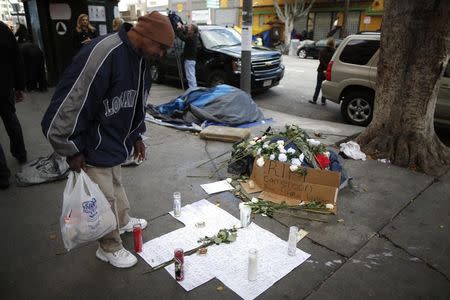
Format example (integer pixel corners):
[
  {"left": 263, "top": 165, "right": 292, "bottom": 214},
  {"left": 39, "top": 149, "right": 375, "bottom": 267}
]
[
  {"left": 96, "top": 247, "right": 138, "bottom": 268},
  {"left": 119, "top": 217, "right": 148, "bottom": 234}
]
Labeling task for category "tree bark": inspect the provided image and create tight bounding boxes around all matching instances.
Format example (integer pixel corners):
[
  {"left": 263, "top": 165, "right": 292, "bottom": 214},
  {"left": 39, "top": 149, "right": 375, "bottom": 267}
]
[{"left": 357, "top": 0, "right": 450, "bottom": 176}]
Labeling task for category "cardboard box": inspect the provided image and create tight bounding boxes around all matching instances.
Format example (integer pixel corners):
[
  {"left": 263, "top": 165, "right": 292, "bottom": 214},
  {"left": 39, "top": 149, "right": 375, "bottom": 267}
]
[{"left": 242, "top": 158, "right": 341, "bottom": 214}]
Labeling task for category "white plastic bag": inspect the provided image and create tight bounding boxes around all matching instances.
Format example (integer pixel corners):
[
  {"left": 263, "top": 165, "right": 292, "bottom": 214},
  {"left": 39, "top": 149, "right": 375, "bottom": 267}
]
[{"left": 60, "top": 170, "right": 117, "bottom": 251}]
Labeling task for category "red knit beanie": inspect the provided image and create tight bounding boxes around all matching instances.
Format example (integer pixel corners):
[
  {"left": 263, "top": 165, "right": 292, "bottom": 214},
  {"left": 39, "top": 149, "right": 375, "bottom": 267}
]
[{"left": 132, "top": 11, "right": 174, "bottom": 48}]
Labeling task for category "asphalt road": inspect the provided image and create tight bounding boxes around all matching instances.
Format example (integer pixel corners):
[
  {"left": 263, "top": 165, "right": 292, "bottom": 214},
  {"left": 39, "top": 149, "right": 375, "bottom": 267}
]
[{"left": 252, "top": 55, "right": 344, "bottom": 123}]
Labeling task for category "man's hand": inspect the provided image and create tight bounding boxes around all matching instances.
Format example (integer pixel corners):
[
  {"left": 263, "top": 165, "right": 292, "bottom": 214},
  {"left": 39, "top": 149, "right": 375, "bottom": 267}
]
[
  {"left": 133, "top": 140, "right": 146, "bottom": 162},
  {"left": 15, "top": 90, "right": 24, "bottom": 103},
  {"left": 67, "top": 153, "right": 86, "bottom": 173}
]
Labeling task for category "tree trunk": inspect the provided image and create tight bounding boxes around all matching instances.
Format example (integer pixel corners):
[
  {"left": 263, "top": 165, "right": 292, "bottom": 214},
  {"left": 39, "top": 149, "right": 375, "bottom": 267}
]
[
  {"left": 356, "top": 0, "right": 450, "bottom": 177},
  {"left": 284, "top": 21, "right": 293, "bottom": 53}
]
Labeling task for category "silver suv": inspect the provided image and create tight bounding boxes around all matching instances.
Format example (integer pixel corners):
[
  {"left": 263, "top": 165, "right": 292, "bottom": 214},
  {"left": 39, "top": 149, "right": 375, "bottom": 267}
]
[{"left": 322, "top": 33, "right": 450, "bottom": 126}]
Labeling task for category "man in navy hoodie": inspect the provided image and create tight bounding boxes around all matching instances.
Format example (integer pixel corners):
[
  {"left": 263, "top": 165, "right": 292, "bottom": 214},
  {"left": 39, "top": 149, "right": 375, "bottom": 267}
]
[{"left": 42, "top": 12, "right": 174, "bottom": 268}]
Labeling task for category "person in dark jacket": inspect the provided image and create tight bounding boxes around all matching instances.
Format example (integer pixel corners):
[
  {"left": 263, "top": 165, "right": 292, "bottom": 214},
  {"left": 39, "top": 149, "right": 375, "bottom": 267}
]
[
  {"left": 15, "top": 23, "right": 47, "bottom": 92},
  {"left": 15, "top": 23, "right": 30, "bottom": 43},
  {"left": 176, "top": 23, "right": 198, "bottom": 89},
  {"left": 309, "top": 37, "right": 335, "bottom": 105},
  {"left": 0, "top": 21, "right": 27, "bottom": 189},
  {"left": 41, "top": 12, "right": 174, "bottom": 268},
  {"left": 73, "top": 14, "right": 98, "bottom": 52}
]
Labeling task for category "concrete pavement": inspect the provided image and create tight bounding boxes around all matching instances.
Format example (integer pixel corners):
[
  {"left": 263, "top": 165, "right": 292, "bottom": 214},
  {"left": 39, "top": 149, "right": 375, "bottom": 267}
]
[{"left": 1, "top": 84, "right": 449, "bottom": 299}]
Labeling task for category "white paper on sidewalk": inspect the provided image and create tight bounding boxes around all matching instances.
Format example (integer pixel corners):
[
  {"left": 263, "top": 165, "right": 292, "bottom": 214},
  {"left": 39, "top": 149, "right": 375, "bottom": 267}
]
[
  {"left": 139, "top": 199, "right": 311, "bottom": 300},
  {"left": 200, "top": 180, "right": 234, "bottom": 194}
]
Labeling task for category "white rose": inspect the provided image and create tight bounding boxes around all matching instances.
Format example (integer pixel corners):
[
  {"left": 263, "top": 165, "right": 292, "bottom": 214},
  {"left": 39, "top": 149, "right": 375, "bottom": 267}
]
[
  {"left": 278, "top": 145, "right": 287, "bottom": 153},
  {"left": 278, "top": 153, "right": 287, "bottom": 162},
  {"left": 251, "top": 197, "right": 259, "bottom": 203},
  {"left": 287, "top": 148, "right": 296, "bottom": 154},
  {"left": 291, "top": 158, "right": 301, "bottom": 166},
  {"left": 249, "top": 140, "right": 256, "bottom": 145},
  {"left": 307, "top": 139, "right": 321, "bottom": 146},
  {"left": 256, "top": 156, "right": 265, "bottom": 167},
  {"left": 269, "top": 154, "right": 275, "bottom": 160},
  {"left": 276, "top": 140, "right": 285, "bottom": 146},
  {"left": 226, "top": 178, "right": 232, "bottom": 183},
  {"left": 299, "top": 153, "right": 305, "bottom": 162},
  {"left": 325, "top": 204, "right": 334, "bottom": 210},
  {"left": 289, "top": 165, "right": 299, "bottom": 172}
]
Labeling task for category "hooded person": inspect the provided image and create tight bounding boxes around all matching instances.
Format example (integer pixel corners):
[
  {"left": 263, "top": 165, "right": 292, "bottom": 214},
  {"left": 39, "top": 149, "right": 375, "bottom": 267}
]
[{"left": 41, "top": 11, "right": 174, "bottom": 268}]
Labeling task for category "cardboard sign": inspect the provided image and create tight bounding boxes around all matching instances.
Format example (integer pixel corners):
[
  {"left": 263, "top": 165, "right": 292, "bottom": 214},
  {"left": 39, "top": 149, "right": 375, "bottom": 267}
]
[{"left": 245, "top": 158, "right": 340, "bottom": 213}]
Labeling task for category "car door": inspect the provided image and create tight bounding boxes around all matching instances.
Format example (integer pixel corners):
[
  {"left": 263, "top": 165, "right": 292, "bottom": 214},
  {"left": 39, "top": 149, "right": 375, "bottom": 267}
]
[{"left": 436, "top": 60, "right": 450, "bottom": 124}]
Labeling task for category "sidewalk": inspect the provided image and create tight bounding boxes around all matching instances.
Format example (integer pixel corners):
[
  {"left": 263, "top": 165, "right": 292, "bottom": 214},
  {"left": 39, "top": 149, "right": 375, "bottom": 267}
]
[{"left": 1, "top": 85, "right": 449, "bottom": 299}]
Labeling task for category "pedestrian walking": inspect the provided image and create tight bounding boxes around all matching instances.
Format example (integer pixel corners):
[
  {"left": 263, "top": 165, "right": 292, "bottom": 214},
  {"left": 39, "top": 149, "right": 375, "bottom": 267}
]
[
  {"left": 0, "top": 21, "right": 27, "bottom": 189},
  {"left": 41, "top": 11, "right": 175, "bottom": 268},
  {"left": 176, "top": 23, "right": 199, "bottom": 89},
  {"left": 309, "top": 37, "right": 336, "bottom": 105},
  {"left": 73, "top": 14, "right": 98, "bottom": 52}
]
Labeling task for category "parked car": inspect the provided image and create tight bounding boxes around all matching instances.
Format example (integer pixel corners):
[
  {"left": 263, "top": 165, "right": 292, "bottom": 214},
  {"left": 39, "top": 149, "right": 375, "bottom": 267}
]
[
  {"left": 296, "top": 38, "right": 342, "bottom": 59},
  {"left": 322, "top": 32, "right": 450, "bottom": 126},
  {"left": 148, "top": 25, "right": 285, "bottom": 92}
]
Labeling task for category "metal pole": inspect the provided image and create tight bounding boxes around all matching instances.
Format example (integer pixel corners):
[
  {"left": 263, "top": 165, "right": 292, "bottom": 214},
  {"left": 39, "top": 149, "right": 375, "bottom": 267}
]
[
  {"left": 341, "top": 0, "right": 350, "bottom": 38},
  {"left": 240, "top": 0, "right": 253, "bottom": 94}
]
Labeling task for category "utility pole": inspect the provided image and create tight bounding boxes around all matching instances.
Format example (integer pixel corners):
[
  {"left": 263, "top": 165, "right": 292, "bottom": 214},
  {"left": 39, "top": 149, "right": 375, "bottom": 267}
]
[
  {"left": 341, "top": 0, "right": 350, "bottom": 38},
  {"left": 240, "top": 0, "right": 253, "bottom": 94}
]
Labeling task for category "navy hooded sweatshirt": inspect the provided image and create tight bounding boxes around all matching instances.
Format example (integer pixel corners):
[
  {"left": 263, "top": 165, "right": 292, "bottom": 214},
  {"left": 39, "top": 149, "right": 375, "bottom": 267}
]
[{"left": 42, "top": 25, "right": 149, "bottom": 167}]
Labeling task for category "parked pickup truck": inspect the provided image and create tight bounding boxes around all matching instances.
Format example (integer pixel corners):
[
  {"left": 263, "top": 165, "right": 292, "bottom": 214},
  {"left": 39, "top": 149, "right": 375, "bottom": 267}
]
[{"left": 148, "top": 25, "right": 285, "bottom": 92}]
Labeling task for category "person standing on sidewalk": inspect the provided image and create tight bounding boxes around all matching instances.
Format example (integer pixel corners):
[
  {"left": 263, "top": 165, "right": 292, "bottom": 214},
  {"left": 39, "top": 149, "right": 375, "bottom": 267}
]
[
  {"left": 176, "top": 23, "right": 199, "bottom": 89},
  {"left": 73, "top": 14, "right": 98, "bottom": 53},
  {"left": 309, "top": 37, "right": 336, "bottom": 105},
  {"left": 42, "top": 12, "right": 174, "bottom": 268},
  {"left": 0, "top": 21, "right": 27, "bottom": 189}
]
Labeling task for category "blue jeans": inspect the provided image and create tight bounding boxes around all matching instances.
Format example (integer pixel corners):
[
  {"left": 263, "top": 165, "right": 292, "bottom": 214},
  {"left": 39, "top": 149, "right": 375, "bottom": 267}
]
[
  {"left": 313, "top": 71, "right": 326, "bottom": 103},
  {"left": 184, "top": 60, "right": 197, "bottom": 89}
]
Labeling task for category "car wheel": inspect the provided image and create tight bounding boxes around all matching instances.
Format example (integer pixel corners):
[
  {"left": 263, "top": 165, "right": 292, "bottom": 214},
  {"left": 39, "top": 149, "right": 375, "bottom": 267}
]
[
  {"left": 297, "top": 49, "right": 307, "bottom": 59},
  {"left": 341, "top": 91, "right": 374, "bottom": 126},
  {"left": 208, "top": 70, "right": 227, "bottom": 87},
  {"left": 149, "top": 63, "right": 163, "bottom": 83}
]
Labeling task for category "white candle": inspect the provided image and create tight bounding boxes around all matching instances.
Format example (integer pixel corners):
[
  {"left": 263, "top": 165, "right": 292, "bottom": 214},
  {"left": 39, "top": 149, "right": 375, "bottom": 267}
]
[
  {"left": 287, "top": 226, "right": 298, "bottom": 256},
  {"left": 248, "top": 248, "right": 258, "bottom": 281}
]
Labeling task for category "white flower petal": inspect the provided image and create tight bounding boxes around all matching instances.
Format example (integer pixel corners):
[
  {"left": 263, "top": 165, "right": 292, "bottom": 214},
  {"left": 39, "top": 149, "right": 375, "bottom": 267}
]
[
  {"left": 290, "top": 165, "right": 299, "bottom": 172},
  {"left": 256, "top": 156, "right": 265, "bottom": 167},
  {"left": 269, "top": 154, "right": 275, "bottom": 160},
  {"left": 291, "top": 158, "right": 301, "bottom": 166},
  {"left": 299, "top": 153, "right": 305, "bottom": 162},
  {"left": 256, "top": 148, "right": 262, "bottom": 155},
  {"left": 307, "top": 138, "right": 321, "bottom": 146},
  {"left": 226, "top": 178, "right": 232, "bottom": 183},
  {"left": 278, "top": 153, "right": 287, "bottom": 162},
  {"left": 249, "top": 141, "right": 256, "bottom": 145},
  {"left": 276, "top": 140, "right": 285, "bottom": 146},
  {"left": 287, "top": 148, "right": 296, "bottom": 154},
  {"left": 251, "top": 197, "right": 259, "bottom": 203}
]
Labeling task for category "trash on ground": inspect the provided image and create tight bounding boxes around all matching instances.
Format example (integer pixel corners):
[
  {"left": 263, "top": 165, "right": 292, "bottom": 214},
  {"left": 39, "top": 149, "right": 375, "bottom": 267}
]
[
  {"left": 377, "top": 158, "right": 391, "bottom": 164},
  {"left": 200, "top": 180, "right": 234, "bottom": 194},
  {"left": 339, "top": 141, "right": 367, "bottom": 161},
  {"left": 15, "top": 152, "right": 69, "bottom": 186}
]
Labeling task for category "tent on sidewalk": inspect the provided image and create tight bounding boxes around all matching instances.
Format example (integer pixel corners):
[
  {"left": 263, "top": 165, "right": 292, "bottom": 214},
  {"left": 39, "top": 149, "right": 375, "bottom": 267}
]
[{"left": 146, "top": 84, "right": 267, "bottom": 131}]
